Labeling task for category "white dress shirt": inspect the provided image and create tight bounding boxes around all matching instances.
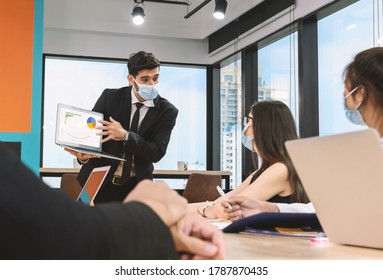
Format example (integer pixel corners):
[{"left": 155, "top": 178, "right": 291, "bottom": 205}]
[{"left": 113, "top": 91, "right": 155, "bottom": 178}]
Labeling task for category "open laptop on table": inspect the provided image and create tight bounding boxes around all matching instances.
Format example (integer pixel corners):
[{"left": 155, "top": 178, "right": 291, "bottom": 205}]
[
  {"left": 76, "top": 166, "right": 111, "bottom": 205},
  {"left": 55, "top": 103, "right": 125, "bottom": 161},
  {"left": 285, "top": 128, "right": 383, "bottom": 249}
]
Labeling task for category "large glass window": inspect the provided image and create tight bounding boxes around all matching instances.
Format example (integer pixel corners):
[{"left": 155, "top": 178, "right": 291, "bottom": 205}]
[
  {"left": 220, "top": 56, "right": 242, "bottom": 188},
  {"left": 318, "top": 0, "right": 382, "bottom": 136},
  {"left": 258, "top": 32, "right": 299, "bottom": 127},
  {"left": 43, "top": 56, "right": 206, "bottom": 188}
]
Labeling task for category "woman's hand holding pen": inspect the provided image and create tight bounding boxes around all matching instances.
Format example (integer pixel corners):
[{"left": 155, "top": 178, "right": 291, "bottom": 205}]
[{"left": 222, "top": 196, "right": 277, "bottom": 221}]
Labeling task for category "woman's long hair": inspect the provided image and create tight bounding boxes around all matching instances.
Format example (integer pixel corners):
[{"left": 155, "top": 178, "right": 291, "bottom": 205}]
[{"left": 251, "top": 100, "right": 309, "bottom": 203}]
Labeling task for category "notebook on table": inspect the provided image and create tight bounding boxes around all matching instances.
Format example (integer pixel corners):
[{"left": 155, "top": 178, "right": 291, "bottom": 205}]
[
  {"left": 285, "top": 128, "right": 383, "bottom": 249},
  {"left": 76, "top": 166, "right": 111, "bottom": 205},
  {"left": 55, "top": 103, "right": 125, "bottom": 161}
]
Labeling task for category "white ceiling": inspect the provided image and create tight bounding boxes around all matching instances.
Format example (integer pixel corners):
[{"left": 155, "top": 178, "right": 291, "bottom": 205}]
[{"left": 44, "top": 0, "right": 264, "bottom": 40}]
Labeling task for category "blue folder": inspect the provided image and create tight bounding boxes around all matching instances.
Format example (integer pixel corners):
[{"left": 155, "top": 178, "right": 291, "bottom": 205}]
[{"left": 223, "top": 212, "right": 322, "bottom": 233}]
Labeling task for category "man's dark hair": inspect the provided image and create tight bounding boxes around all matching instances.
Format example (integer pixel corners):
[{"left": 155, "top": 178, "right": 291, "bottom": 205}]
[{"left": 127, "top": 51, "right": 160, "bottom": 77}]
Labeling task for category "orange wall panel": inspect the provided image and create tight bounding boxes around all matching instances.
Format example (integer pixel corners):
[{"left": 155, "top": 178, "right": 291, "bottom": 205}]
[{"left": 0, "top": 0, "right": 34, "bottom": 132}]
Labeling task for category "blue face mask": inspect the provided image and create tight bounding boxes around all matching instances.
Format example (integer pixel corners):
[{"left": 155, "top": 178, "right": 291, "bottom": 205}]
[
  {"left": 241, "top": 126, "right": 254, "bottom": 151},
  {"left": 133, "top": 78, "right": 159, "bottom": 100},
  {"left": 343, "top": 86, "right": 366, "bottom": 126}
]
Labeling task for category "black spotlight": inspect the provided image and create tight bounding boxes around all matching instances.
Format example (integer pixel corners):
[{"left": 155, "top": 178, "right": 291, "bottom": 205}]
[
  {"left": 214, "top": 0, "right": 227, "bottom": 20},
  {"left": 132, "top": 5, "right": 145, "bottom": 25}
]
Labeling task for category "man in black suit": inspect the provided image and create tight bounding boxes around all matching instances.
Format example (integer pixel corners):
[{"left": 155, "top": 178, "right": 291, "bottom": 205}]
[
  {"left": 0, "top": 143, "right": 225, "bottom": 260},
  {"left": 66, "top": 51, "right": 178, "bottom": 203}
]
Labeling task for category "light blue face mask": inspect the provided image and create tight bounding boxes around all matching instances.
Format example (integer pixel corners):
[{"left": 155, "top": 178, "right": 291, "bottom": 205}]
[
  {"left": 343, "top": 86, "right": 366, "bottom": 126},
  {"left": 241, "top": 126, "right": 254, "bottom": 151},
  {"left": 133, "top": 78, "right": 159, "bottom": 100}
]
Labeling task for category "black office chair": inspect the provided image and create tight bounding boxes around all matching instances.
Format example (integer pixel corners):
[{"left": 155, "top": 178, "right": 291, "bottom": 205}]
[{"left": 60, "top": 174, "right": 82, "bottom": 201}]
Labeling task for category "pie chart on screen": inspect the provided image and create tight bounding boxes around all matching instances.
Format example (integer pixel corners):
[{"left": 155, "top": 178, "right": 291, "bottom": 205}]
[{"left": 87, "top": 117, "right": 97, "bottom": 129}]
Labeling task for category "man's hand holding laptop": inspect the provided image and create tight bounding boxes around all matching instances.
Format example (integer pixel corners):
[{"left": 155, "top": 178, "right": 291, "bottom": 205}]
[
  {"left": 64, "top": 116, "right": 128, "bottom": 162},
  {"left": 96, "top": 116, "right": 128, "bottom": 143},
  {"left": 58, "top": 104, "right": 125, "bottom": 162},
  {"left": 64, "top": 147, "right": 100, "bottom": 163}
]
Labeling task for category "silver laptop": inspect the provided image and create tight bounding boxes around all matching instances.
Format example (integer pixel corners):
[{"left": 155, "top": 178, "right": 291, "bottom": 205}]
[
  {"left": 55, "top": 103, "right": 125, "bottom": 161},
  {"left": 285, "top": 129, "right": 383, "bottom": 249},
  {"left": 76, "top": 166, "right": 110, "bottom": 205}
]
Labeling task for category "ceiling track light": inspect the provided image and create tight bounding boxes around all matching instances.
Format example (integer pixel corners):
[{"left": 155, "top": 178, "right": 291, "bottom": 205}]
[
  {"left": 132, "top": 1, "right": 145, "bottom": 25},
  {"left": 144, "top": 0, "right": 189, "bottom": 5},
  {"left": 184, "top": 0, "right": 211, "bottom": 19},
  {"left": 131, "top": 0, "right": 190, "bottom": 25},
  {"left": 184, "top": 0, "right": 228, "bottom": 20},
  {"left": 213, "top": 0, "right": 227, "bottom": 20}
]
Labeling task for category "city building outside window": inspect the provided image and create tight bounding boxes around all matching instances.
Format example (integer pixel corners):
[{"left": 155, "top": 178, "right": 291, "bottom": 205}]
[
  {"left": 258, "top": 32, "right": 299, "bottom": 124},
  {"left": 220, "top": 56, "right": 242, "bottom": 188}
]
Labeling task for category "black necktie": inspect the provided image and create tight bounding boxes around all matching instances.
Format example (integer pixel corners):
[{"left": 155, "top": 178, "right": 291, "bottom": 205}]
[
  {"left": 123, "top": 103, "right": 143, "bottom": 181},
  {"left": 130, "top": 103, "right": 143, "bottom": 133}
]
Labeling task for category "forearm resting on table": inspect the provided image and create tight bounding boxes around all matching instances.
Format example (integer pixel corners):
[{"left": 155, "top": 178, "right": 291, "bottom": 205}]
[
  {"left": 188, "top": 201, "right": 226, "bottom": 219},
  {"left": 132, "top": 199, "right": 186, "bottom": 226}
]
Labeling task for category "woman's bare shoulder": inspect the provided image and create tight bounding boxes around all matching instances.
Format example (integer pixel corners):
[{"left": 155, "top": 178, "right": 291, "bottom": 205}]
[{"left": 264, "top": 162, "right": 288, "bottom": 177}]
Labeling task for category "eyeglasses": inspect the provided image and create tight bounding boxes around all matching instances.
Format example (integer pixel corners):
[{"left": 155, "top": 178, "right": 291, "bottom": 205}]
[{"left": 243, "top": 116, "right": 253, "bottom": 126}]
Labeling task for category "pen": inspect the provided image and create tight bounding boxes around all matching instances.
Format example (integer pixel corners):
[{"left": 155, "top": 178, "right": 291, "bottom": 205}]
[{"left": 216, "top": 186, "right": 232, "bottom": 210}]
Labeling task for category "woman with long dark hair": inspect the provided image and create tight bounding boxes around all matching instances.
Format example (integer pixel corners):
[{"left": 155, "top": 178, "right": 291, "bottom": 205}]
[{"left": 189, "top": 100, "right": 309, "bottom": 219}]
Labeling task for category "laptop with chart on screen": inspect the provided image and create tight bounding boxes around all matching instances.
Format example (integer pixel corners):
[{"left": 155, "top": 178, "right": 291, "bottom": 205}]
[{"left": 55, "top": 103, "right": 125, "bottom": 161}]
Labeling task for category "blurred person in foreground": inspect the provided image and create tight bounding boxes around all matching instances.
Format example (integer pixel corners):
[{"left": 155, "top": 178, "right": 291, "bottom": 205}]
[{"left": 0, "top": 143, "right": 224, "bottom": 260}]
